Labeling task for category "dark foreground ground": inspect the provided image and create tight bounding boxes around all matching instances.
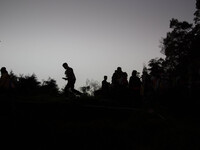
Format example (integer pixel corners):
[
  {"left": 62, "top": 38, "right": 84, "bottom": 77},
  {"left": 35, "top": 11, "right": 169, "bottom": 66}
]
[{"left": 0, "top": 98, "right": 200, "bottom": 150}]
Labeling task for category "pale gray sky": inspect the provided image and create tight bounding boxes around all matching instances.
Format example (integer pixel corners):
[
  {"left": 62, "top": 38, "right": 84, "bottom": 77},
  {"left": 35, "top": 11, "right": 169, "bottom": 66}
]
[{"left": 0, "top": 0, "right": 196, "bottom": 89}]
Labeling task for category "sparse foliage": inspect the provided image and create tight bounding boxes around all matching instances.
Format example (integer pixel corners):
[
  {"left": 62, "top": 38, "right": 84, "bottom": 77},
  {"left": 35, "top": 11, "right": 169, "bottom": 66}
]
[
  {"left": 80, "top": 79, "right": 100, "bottom": 96},
  {"left": 41, "top": 78, "right": 59, "bottom": 96},
  {"left": 148, "top": 58, "right": 164, "bottom": 76}
]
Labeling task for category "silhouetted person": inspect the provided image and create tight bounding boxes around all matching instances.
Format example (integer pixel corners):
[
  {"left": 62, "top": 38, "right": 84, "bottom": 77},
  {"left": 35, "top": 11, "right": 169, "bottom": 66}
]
[
  {"left": 111, "top": 67, "right": 123, "bottom": 88},
  {"left": 141, "top": 71, "right": 152, "bottom": 98},
  {"left": 101, "top": 76, "right": 110, "bottom": 96},
  {"left": 121, "top": 72, "right": 128, "bottom": 88},
  {"left": 62, "top": 63, "right": 80, "bottom": 96},
  {"left": 0, "top": 67, "right": 14, "bottom": 94},
  {"left": 129, "top": 70, "right": 142, "bottom": 103},
  {"left": 111, "top": 67, "right": 130, "bottom": 102}
]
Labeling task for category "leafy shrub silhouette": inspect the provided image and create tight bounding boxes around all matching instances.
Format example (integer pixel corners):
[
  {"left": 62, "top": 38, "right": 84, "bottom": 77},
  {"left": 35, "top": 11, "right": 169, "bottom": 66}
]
[
  {"left": 7, "top": 73, "right": 60, "bottom": 97},
  {"left": 40, "top": 78, "right": 59, "bottom": 96},
  {"left": 17, "top": 74, "right": 41, "bottom": 95}
]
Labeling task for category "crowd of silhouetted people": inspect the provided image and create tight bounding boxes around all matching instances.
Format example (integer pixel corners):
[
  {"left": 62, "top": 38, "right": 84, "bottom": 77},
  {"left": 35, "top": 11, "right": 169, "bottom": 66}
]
[
  {"left": 95, "top": 65, "right": 200, "bottom": 108},
  {"left": 95, "top": 67, "right": 142, "bottom": 105},
  {"left": 1, "top": 64, "right": 200, "bottom": 109}
]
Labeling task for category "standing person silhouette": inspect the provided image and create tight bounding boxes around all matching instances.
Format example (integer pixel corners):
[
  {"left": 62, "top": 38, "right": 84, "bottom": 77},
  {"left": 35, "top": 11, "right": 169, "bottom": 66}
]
[
  {"left": 0, "top": 67, "right": 10, "bottom": 89},
  {"left": 111, "top": 67, "right": 123, "bottom": 88},
  {"left": 129, "top": 70, "right": 142, "bottom": 105},
  {"left": 62, "top": 63, "right": 81, "bottom": 96},
  {"left": 101, "top": 75, "right": 110, "bottom": 95},
  {"left": 0, "top": 67, "right": 15, "bottom": 96}
]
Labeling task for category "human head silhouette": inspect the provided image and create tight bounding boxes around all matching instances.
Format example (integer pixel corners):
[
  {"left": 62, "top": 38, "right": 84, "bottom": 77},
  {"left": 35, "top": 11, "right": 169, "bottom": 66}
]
[
  {"left": 1, "top": 67, "right": 7, "bottom": 74},
  {"left": 62, "top": 63, "right": 68, "bottom": 69},
  {"left": 117, "top": 67, "right": 122, "bottom": 72},
  {"left": 132, "top": 70, "right": 137, "bottom": 76},
  {"left": 104, "top": 76, "right": 107, "bottom": 80}
]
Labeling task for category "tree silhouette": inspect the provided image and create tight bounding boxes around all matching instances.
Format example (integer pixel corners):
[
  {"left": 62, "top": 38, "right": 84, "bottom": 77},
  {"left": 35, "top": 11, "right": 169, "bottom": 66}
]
[
  {"left": 159, "top": 0, "right": 200, "bottom": 81},
  {"left": 156, "top": 0, "right": 200, "bottom": 100},
  {"left": 41, "top": 78, "right": 59, "bottom": 96},
  {"left": 148, "top": 58, "right": 164, "bottom": 76},
  {"left": 161, "top": 19, "right": 193, "bottom": 76},
  {"left": 194, "top": 0, "right": 200, "bottom": 24},
  {"left": 17, "top": 74, "right": 41, "bottom": 95}
]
